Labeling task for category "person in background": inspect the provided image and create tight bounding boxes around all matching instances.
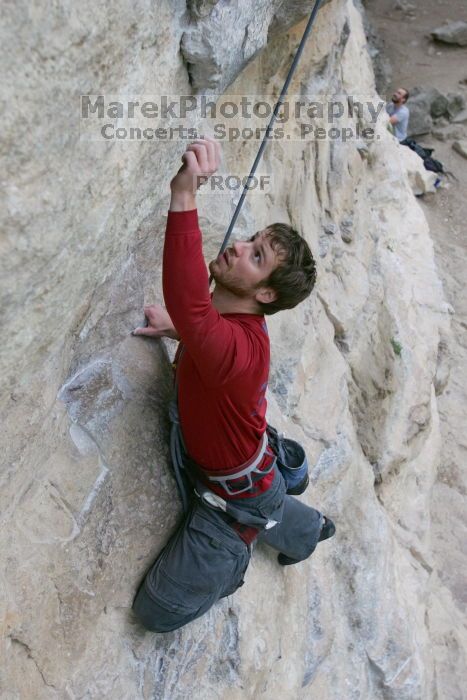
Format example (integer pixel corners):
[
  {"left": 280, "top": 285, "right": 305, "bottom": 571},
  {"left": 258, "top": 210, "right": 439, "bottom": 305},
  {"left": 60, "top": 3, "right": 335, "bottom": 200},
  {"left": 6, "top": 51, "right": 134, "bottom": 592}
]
[{"left": 386, "top": 87, "right": 410, "bottom": 141}]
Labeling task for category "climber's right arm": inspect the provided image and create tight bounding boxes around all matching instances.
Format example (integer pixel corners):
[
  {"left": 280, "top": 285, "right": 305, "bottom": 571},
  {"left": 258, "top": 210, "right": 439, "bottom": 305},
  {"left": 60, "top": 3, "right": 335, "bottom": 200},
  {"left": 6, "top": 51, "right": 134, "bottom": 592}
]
[
  {"left": 162, "top": 139, "right": 247, "bottom": 385},
  {"left": 133, "top": 138, "right": 219, "bottom": 343},
  {"left": 163, "top": 140, "right": 221, "bottom": 350}
]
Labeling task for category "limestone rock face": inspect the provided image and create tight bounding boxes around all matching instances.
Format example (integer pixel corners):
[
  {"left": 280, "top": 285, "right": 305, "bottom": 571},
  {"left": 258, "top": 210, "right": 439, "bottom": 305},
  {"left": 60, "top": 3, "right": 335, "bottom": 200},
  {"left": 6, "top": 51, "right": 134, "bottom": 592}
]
[
  {"left": 399, "top": 145, "right": 438, "bottom": 195},
  {"left": 407, "top": 86, "right": 467, "bottom": 136},
  {"left": 181, "top": 0, "right": 331, "bottom": 92},
  {"left": 407, "top": 91, "right": 434, "bottom": 136},
  {"left": 1, "top": 0, "right": 465, "bottom": 698}
]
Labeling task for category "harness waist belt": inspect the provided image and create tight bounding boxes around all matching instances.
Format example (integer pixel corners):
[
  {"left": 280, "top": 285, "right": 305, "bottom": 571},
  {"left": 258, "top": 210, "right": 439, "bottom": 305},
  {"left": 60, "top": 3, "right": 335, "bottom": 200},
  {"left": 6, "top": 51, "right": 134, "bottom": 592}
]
[{"left": 198, "top": 433, "right": 275, "bottom": 496}]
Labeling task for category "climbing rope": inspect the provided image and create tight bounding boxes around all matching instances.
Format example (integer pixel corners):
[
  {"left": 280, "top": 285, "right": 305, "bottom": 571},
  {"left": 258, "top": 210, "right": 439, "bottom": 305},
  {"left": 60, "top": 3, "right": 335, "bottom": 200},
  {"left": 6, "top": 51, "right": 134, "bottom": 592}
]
[{"left": 216, "top": 0, "right": 323, "bottom": 259}]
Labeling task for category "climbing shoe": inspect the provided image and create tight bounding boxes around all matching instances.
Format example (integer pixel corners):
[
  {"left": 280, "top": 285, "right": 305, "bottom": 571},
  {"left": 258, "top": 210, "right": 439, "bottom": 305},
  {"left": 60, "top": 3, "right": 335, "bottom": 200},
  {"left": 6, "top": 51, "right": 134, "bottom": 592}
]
[
  {"left": 277, "top": 516, "right": 336, "bottom": 566},
  {"left": 318, "top": 515, "right": 336, "bottom": 542},
  {"left": 277, "top": 552, "right": 300, "bottom": 566}
]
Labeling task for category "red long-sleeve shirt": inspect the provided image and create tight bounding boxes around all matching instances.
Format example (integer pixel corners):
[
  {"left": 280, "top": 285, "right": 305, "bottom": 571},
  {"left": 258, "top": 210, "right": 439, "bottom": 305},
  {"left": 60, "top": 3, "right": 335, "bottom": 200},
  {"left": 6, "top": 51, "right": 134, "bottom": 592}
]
[{"left": 162, "top": 209, "right": 275, "bottom": 503}]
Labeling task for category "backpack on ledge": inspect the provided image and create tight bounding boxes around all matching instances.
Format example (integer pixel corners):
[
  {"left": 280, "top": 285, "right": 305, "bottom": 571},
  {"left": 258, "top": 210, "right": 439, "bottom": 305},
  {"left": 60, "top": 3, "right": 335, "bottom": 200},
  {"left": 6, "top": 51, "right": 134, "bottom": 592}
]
[{"left": 401, "top": 138, "right": 456, "bottom": 179}]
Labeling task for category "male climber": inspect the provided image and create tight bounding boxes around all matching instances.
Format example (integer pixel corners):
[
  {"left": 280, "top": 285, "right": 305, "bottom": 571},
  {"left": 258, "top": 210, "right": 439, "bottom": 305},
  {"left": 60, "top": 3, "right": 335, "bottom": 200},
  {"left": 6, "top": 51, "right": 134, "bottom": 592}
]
[
  {"left": 386, "top": 87, "right": 410, "bottom": 142},
  {"left": 132, "top": 137, "right": 335, "bottom": 633}
]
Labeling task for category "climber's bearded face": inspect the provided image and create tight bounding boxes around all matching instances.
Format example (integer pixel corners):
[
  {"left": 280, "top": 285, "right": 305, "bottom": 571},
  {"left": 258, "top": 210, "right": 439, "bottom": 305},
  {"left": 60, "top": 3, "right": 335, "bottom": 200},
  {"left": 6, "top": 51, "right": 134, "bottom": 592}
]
[
  {"left": 209, "top": 229, "right": 282, "bottom": 300},
  {"left": 392, "top": 88, "right": 408, "bottom": 104}
]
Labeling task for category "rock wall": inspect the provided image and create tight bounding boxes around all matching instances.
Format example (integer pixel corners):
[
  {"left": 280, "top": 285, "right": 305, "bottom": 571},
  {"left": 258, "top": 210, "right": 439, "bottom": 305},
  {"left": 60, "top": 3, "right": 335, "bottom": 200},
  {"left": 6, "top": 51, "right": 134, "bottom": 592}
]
[{"left": 1, "top": 0, "right": 463, "bottom": 698}]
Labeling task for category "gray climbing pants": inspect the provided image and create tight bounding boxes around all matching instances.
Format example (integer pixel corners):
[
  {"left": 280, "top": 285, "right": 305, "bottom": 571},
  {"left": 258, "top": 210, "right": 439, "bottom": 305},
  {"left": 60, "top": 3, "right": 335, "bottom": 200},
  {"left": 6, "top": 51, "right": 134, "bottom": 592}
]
[{"left": 133, "top": 467, "right": 322, "bottom": 633}]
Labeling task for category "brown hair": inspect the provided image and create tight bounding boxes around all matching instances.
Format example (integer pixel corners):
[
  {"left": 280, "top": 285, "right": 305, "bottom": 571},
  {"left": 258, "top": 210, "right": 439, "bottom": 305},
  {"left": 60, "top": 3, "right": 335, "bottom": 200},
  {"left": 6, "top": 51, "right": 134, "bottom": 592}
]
[
  {"left": 257, "top": 223, "right": 316, "bottom": 315},
  {"left": 402, "top": 88, "right": 409, "bottom": 102}
]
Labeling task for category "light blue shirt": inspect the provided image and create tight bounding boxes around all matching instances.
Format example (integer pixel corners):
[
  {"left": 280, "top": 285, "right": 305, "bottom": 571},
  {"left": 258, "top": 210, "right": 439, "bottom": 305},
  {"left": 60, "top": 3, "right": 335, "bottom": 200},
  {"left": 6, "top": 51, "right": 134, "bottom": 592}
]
[{"left": 386, "top": 103, "right": 409, "bottom": 141}]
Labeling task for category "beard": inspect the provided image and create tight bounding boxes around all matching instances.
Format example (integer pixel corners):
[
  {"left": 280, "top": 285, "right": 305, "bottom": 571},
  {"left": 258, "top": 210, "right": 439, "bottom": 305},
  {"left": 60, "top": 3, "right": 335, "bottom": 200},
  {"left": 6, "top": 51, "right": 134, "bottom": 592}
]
[{"left": 209, "top": 258, "right": 257, "bottom": 298}]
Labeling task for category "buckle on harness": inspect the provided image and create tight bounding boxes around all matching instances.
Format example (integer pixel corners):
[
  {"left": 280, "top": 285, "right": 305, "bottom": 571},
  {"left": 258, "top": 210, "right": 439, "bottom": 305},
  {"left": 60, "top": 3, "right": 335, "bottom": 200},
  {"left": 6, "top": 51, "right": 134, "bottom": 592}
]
[
  {"left": 205, "top": 433, "right": 274, "bottom": 496},
  {"left": 200, "top": 490, "right": 227, "bottom": 512},
  {"left": 195, "top": 487, "right": 278, "bottom": 530}
]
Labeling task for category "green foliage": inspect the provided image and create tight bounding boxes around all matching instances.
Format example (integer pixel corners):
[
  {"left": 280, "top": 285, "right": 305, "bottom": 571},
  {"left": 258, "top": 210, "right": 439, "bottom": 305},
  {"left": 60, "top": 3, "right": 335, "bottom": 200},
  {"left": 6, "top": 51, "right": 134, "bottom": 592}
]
[{"left": 391, "top": 338, "right": 402, "bottom": 356}]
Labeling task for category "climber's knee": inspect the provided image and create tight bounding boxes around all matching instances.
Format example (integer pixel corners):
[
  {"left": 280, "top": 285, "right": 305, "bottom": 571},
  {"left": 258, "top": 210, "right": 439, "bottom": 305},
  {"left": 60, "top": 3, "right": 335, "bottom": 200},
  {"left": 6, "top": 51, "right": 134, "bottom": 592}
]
[
  {"left": 258, "top": 494, "right": 323, "bottom": 561},
  {"left": 132, "top": 583, "right": 201, "bottom": 633}
]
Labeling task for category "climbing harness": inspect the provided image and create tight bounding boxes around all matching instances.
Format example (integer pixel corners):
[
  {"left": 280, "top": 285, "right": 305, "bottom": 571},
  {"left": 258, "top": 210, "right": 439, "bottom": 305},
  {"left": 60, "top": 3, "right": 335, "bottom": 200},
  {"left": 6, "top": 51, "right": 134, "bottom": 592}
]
[
  {"left": 215, "top": 0, "right": 322, "bottom": 261},
  {"left": 169, "top": 393, "right": 280, "bottom": 529},
  {"left": 169, "top": 351, "right": 310, "bottom": 536},
  {"left": 197, "top": 432, "right": 274, "bottom": 496}
]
